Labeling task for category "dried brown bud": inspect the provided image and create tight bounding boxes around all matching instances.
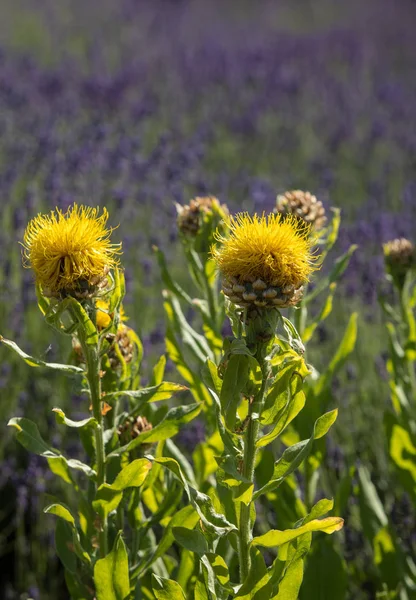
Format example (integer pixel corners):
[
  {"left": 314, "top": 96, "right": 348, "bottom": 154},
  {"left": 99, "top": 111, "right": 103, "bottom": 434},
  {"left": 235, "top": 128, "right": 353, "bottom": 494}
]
[
  {"left": 118, "top": 416, "right": 153, "bottom": 451},
  {"left": 108, "top": 325, "right": 135, "bottom": 369},
  {"left": 275, "top": 190, "right": 326, "bottom": 230},
  {"left": 176, "top": 196, "right": 229, "bottom": 237},
  {"left": 383, "top": 238, "right": 416, "bottom": 287}
]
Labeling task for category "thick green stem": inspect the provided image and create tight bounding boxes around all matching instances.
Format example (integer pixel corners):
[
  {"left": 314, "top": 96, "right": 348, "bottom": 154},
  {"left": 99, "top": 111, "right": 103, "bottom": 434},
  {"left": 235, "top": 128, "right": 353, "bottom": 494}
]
[
  {"left": 85, "top": 344, "right": 108, "bottom": 557},
  {"left": 238, "top": 337, "right": 270, "bottom": 583},
  {"left": 77, "top": 313, "right": 108, "bottom": 558},
  {"left": 238, "top": 406, "right": 261, "bottom": 581}
]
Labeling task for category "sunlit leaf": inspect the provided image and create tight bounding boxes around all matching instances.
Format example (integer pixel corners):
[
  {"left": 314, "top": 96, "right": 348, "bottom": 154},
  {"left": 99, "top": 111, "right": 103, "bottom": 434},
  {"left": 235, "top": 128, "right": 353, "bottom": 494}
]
[
  {"left": 152, "top": 574, "right": 186, "bottom": 600},
  {"left": 108, "top": 404, "right": 202, "bottom": 457},
  {"left": 252, "top": 517, "right": 344, "bottom": 548},
  {"left": 44, "top": 503, "right": 75, "bottom": 526},
  {"left": 94, "top": 533, "right": 130, "bottom": 600},
  {"left": 0, "top": 336, "right": 83, "bottom": 373},
  {"left": 52, "top": 408, "right": 97, "bottom": 429}
]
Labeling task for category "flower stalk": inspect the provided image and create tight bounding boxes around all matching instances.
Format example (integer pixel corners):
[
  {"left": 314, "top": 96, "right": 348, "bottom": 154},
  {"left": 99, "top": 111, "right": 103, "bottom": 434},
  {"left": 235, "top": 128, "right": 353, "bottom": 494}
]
[
  {"left": 238, "top": 369, "right": 267, "bottom": 581},
  {"left": 75, "top": 304, "right": 108, "bottom": 557},
  {"left": 237, "top": 310, "right": 277, "bottom": 582}
]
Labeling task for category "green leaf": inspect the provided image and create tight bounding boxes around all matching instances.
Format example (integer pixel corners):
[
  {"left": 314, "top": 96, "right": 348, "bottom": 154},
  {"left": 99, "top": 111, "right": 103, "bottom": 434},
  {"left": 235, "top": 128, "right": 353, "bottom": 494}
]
[
  {"left": 109, "top": 268, "right": 126, "bottom": 315},
  {"left": 165, "top": 438, "right": 198, "bottom": 488},
  {"left": 220, "top": 354, "right": 250, "bottom": 429},
  {"left": 254, "top": 410, "right": 338, "bottom": 499},
  {"left": 108, "top": 404, "right": 202, "bottom": 457},
  {"left": 8, "top": 419, "right": 95, "bottom": 477},
  {"left": 8, "top": 417, "right": 59, "bottom": 457},
  {"left": 314, "top": 312, "right": 358, "bottom": 395},
  {"left": 164, "top": 291, "right": 214, "bottom": 363},
  {"left": 303, "top": 245, "right": 357, "bottom": 305},
  {"left": 150, "top": 456, "right": 237, "bottom": 537},
  {"left": 324, "top": 207, "right": 341, "bottom": 251},
  {"left": 177, "top": 549, "right": 196, "bottom": 592},
  {"left": 388, "top": 421, "right": 416, "bottom": 497},
  {"left": 44, "top": 503, "right": 75, "bottom": 526},
  {"left": 93, "top": 459, "right": 151, "bottom": 518},
  {"left": 0, "top": 336, "right": 83, "bottom": 373},
  {"left": 358, "top": 465, "right": 388, "bottom": 542},
  {"left": 65, "top": 458, "right": 96, "bottom": 478},
  {"left": 135, "top": 506, "right": 199, "bottom": 578},
  {"left": 66, "top": 298, "right": 99, "bottom": 345},
  {"left": 152, "top": 574, "right": 186, "bottom": 600},
  {"left": 47, "top": 457, "right": 73, "bottom": 484},
  {"left": 94, "top": 533, "right": 130, "bottom": 600},
  {"left": 55, "top": 519, "right": 77, "bottom": 573},
  {"left": 47, "top": 504, "right": 91, "bottom": 566},
  {"left": 93, "top": 485, "right": 123, "bottom": 520},
  {"left": 252, "top": 517, "right": 344, "bottom": 548},
  {"left": 262, "top": 358, "right": 307, "bottom": 427},
  {"left": 300, "top": 537, "right": 347, "bottom": 600},
  {"left": 206, "top": 553, "right": 230, "bottom": 587},
  {"left": 273, "top": 557, "right": 304, "bottom": 600},
  {"left": 200, "top": 555, "right": 219, "bottom": 600},
  {"left": 235, "top": 547, "right": 272, "bottom": 599},
  {"left": 111, "top": 458, "right": 152, "bottom": 490},
  {"left": 152, "top": 355, "right": 167, "bottom": 386},
  {"left": 154, "top": 245, "right": 193, "bottom": 306},
  {"left": 301, "top": 498, "right": 334, "bottom": 524},
  {"left": 52, "top": 408, "right": 97, "bottom": 429},
  {"left": 194, "top": 579, "right": 209, "bottom": 600},
  {"left": 303, "top": 283, "right": 337, "bottom": 344},
  {"left": 35, "top": 282, "right": 51, "bottom": 316},
  {"left": 106, "top": 382, "right": 188, "bottom": 403},
  {"left": 257, "top": 375, "right": 307, "bottom": 448},
  {"left": 202, "top": 359, "right": 223, "bottom": 396},
  {"left": 165, "top": 328, "right": 212, "bottom": 407},
  {"left": 173, "top": 527, "right": 208, "bottom": 556},
  {"left": 65, "top": 571, "right": 93, "bottom": 600}
]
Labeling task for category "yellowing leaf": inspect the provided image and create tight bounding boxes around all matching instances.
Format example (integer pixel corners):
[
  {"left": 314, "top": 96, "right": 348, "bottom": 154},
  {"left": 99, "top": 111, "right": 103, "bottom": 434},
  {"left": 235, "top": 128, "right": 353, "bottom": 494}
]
[{"left": 252, "top": 517, "right": 344, "bottom": 548}]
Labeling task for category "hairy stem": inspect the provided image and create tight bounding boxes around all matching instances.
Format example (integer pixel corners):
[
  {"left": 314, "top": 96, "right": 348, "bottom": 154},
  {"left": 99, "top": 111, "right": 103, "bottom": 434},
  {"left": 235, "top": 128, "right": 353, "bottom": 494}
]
[
  {"left": 76, "top": 307, "right": 108, "bottom": 558},
  {"left": 238, "top": 339, "right": 270, "bottom": 582}
]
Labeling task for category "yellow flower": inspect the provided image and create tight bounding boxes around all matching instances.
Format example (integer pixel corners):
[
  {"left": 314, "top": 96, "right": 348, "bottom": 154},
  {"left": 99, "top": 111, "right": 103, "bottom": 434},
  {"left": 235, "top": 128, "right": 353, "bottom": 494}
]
[
  {"left": 96, "top": 299, "right": 127, "bottom": 329},
  {"left": 212, "top": 213, "right": 319, "bottom": 308},
  {"left": 23, "top": 204, "right": 121, "bottom": 295}
]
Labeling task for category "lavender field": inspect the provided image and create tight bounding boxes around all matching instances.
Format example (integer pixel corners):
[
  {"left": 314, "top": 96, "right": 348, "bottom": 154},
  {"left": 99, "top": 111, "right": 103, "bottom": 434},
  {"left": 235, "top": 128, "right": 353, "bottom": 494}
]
[{"left": 1, "top": 1, "right": 416, "bottom": 598}]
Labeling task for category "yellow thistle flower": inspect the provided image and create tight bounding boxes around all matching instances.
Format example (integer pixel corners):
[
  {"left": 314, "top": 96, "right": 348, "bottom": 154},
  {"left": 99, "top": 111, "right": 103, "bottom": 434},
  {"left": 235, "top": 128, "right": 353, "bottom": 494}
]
[
  {"left": 23, "top": 204, "right": 121, "bottom": 296},
  {"left": 212, "top": 212, "right": 319, "bottom": 308}
]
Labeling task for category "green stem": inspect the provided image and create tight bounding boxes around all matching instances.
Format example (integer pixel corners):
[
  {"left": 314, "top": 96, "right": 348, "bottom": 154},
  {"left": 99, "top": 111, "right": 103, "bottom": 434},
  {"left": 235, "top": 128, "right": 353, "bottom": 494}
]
[
  {"left": 238, "top": 341, "right": 270, "bottom": 583},
  {"left": 293, "top": 282, "right": 308, "bottom": 337},
  {"left": 75, "top": 304, "right": 108, "bottom": 558},
  {"left": 85, "top": 345, "right": 108, "bottom": 557},
  {"left": 238, "top": 409, "right": 261, "bottom": 581}
]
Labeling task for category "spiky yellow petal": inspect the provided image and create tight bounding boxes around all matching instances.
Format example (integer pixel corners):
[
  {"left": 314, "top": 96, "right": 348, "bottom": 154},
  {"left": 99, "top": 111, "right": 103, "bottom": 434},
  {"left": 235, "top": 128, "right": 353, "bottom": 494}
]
[
  {"left": 22, "top": 204, "right": 121, "bottom": 295},
  {"left": 212, "top": 212, "right": 319, "bottom": 289}
]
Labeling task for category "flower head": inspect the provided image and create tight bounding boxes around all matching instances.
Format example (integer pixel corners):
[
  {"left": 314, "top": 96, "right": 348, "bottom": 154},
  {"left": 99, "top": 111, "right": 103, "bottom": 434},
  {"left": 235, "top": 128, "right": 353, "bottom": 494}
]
[
  {"left": 383, "top": 238, "right": 416, "bottom": 288},
  {"left": 212, "top": 212, "right": 319, "bottom": 308},
  {"left": 275, "top": 190, "right": 326, "bottom": 230},
  {"left": 176, "top": 196, "right": 229, "bottom": 237},
  {"left": 23, "top": 204, "right": 121, "bottom": 297}
]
